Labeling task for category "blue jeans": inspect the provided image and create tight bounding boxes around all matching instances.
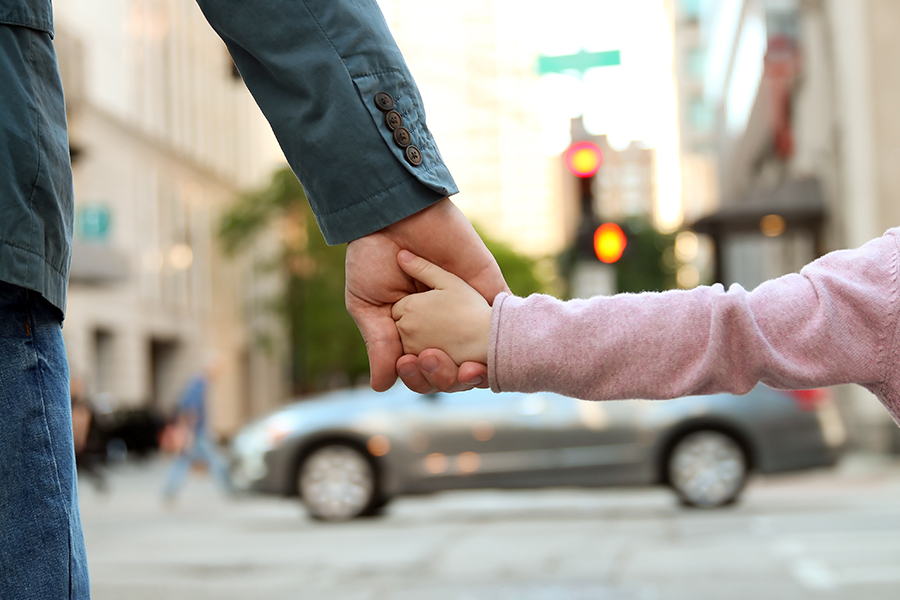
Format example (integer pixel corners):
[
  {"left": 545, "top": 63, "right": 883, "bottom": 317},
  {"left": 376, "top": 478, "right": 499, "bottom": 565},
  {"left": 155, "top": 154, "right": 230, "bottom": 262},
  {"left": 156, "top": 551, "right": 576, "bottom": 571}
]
[
  {"left": 162, "top": 434, "right": 234, "bottom": 499},
  {"left": 0, "top": 282, "right": 90, "bottom": 598}
]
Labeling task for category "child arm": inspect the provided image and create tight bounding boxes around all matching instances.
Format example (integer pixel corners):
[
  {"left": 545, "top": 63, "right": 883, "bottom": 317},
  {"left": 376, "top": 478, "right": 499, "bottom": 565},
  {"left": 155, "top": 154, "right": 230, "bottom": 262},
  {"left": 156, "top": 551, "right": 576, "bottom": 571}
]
[{"left": 490, "top": 230, "right": 900, "bottom": 423}]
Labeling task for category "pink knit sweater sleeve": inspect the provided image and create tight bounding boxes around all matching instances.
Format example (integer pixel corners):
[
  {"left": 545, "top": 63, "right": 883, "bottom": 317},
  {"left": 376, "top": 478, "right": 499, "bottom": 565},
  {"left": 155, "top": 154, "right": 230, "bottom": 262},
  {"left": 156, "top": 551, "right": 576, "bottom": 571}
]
[{"left": 488, "top": 228, "right": 900, "bottom": 424}]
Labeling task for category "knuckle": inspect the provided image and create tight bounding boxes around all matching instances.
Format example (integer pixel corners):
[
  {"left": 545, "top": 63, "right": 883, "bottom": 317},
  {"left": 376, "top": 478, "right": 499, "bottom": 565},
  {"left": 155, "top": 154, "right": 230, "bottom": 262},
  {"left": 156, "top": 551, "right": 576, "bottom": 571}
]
[
  {"left": 402, "top": 377, "right": 435, "bottom": 395},
  {"left": 395, "top": 319, "right": 415, "bottom": 338}
]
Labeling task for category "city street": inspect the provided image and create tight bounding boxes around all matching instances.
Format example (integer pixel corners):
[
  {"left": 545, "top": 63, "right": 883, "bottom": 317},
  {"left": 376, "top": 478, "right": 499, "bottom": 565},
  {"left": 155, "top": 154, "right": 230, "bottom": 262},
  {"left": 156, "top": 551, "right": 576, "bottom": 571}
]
[{"left": 80, "top": 453, "right": 900, "bottom": 600}]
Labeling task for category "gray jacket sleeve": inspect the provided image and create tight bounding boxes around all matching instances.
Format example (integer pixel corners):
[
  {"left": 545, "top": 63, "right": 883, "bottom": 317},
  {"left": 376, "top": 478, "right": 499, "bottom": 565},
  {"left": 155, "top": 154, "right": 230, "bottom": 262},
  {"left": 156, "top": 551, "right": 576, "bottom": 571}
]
[{"left": 195, "top": 0, "right": 458, "bottom": 244}]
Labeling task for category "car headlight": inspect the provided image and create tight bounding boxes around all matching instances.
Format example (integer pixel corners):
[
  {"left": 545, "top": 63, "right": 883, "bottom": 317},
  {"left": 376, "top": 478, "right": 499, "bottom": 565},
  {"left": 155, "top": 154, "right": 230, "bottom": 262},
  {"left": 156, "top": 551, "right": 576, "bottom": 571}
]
[
  {"left": 235, "top": 414, "right": 296, "bottom": 452},
  {"left": 231, "top": 414, "right": 297, "bottom": 486}
]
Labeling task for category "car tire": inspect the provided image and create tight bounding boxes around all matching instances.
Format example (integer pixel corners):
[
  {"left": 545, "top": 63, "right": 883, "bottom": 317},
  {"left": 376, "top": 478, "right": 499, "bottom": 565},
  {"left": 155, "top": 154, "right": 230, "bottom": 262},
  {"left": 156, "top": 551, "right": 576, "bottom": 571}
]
[
  {"left": 297, "top": 443, "right": 378, "bottom": 521},
  {"left": 667, "top": 430, "right": 748, "bottom": 508}
]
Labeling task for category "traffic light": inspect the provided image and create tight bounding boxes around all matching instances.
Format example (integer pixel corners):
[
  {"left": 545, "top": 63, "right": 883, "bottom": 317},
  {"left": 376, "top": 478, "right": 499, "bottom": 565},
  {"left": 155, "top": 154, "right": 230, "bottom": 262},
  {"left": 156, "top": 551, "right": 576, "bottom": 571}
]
[
  {"left": 562, "top": 137, "right": 678, "bottom": 295},
  {"left": 593, "top": 223, "right": 627, "bottom": 263},
  {"left": 565, "top": 141, "right": 603, "bottom": 178},
  {"left": 565, "top": 140, "right": 608, "bottom": 267}
]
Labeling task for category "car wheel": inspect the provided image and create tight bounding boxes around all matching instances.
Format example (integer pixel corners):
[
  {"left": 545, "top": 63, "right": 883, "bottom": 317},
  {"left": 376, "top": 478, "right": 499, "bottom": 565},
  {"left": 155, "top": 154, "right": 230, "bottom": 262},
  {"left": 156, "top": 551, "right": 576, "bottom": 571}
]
[
  {"left": 298, "top": 443, "right": 377, "bottom": 521},
  {"left": 667, "top": 430, "right": 748, "bottom": 508}
]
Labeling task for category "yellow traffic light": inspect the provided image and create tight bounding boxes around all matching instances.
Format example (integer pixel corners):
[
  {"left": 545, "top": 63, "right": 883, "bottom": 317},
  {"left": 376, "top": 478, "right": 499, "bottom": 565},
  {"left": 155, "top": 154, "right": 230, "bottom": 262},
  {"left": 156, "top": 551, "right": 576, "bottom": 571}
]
[{"left": 593, "top": 223, "right": 627, "bottom": 263}]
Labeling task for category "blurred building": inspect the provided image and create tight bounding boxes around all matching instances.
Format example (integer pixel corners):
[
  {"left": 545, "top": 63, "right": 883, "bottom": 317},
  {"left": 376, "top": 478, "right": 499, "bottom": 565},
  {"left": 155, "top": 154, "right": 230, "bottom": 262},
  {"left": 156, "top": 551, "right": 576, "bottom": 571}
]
[
  {"left": 54, "top": 0, "right": 286, "bottom": 436},
  {"left": 674, "top": 0, "right": 900, "bottom": 450},
  {"left": 379, "top": 0, "right": 567, "bottom": 257},
  {"left": 595, "top": 139, "right": 657, "bottom": 222},
  {"left": 381, "top": 0, "right": 685, "bottom": 261}
]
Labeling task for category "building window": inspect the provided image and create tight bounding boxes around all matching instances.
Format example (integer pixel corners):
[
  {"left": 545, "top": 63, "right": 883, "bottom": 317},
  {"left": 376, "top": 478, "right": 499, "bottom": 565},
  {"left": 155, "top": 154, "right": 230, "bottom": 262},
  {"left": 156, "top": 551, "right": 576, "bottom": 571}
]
[
  {"left": 93, "top": 329, "right": 115, "bottom": 396},
  {"left": 76, "top": 204, "right": 112, "bottom": 243},
  {"left": 687, "top": 47, "right": 706, "bottom": 78},
  {"left": 680, "top": 0, "right": 703, "bottom": 21},
  {"left": 689, "top": 97, "right": 714, "bottom": 132}
]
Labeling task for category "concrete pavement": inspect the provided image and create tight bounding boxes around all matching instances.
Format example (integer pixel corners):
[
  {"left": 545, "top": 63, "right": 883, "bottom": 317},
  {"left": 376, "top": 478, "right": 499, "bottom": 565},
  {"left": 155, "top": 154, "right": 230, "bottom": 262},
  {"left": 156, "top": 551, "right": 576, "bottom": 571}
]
[{"left": 79, "top": 453, "right": 900, "bottom": 599}]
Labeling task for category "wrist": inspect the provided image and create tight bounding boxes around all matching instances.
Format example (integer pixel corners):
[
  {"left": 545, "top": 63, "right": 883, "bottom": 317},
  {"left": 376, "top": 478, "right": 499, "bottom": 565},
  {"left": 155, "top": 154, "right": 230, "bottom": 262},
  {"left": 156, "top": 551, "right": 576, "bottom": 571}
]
[
  {"left": 380, "top": 197, "right": 451, "bottom": 239},
  {"left": 467, "top": 302, "right": 492, "bottom": 365}
]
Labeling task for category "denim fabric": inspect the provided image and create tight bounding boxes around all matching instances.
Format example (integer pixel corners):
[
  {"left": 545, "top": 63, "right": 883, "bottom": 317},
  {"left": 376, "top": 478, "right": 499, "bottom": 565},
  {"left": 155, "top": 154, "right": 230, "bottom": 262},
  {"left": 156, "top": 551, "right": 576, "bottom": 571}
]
[
  {"left": 162, "top": 434, "right": 234, "bottom": 500},
  {"left": 0, "top": 282, "right": 89, "bottom": 599},
  {"left": 177, "top": 376, "right": 209, "bottom": 434}
]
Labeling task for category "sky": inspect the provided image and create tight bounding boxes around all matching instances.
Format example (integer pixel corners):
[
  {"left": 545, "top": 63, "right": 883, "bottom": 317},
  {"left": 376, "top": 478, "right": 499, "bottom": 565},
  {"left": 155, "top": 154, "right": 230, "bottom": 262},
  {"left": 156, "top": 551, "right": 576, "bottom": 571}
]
[
  {"left": 530, "top": 0, "right": 683, "bottom": 230},
  {"left": 533, "top": 0, "right": 676, "bottom": 149}
]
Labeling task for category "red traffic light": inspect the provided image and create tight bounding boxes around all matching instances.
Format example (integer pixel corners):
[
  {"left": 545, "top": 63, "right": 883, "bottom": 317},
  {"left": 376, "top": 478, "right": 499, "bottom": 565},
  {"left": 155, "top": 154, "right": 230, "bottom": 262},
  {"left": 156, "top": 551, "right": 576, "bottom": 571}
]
[
  {"left": 565, "top": 141, "right": 603, "bottom": 178},
  {"left": 594, "top": 223, "right": 627, "bottom": 263}
]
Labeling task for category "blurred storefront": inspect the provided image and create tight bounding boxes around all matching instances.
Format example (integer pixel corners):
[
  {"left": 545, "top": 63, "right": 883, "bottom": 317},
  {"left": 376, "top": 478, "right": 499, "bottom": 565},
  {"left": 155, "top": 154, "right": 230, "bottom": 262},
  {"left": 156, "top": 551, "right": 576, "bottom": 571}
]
[
  {"left": 54, "top": 0, "right": 287, "bottom": 437},
  {"left": 674, "top": 0, "right": 900, "bottom": 450}
]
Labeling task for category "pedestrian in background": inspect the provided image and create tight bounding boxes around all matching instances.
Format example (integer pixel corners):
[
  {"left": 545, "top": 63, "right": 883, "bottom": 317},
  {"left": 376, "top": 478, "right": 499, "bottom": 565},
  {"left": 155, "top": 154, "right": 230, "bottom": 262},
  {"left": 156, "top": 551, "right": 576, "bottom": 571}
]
[{"left": 161, "top": 358, "right": 234, "bottom": 505}]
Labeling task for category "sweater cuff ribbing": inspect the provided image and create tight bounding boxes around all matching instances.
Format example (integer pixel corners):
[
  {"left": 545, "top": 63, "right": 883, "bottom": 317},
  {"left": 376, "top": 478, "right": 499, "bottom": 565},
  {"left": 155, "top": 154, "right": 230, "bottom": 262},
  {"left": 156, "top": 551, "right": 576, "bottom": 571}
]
[{"left": 488, "top": 292, "right": 510, "bottom": 393}]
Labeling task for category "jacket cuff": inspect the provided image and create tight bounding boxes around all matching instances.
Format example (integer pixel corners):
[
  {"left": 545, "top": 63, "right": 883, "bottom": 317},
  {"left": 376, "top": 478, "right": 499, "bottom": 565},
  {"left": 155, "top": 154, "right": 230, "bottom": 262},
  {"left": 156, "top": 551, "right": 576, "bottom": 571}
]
[
  {"left": 353, "top": 70, "right": 456, "bottom": 199},
  {"left": 309, "top": 69, "right": 458, "bottom": 244},
  {"left": 313, "top": 172, "right": 450, "bottom": 244}
]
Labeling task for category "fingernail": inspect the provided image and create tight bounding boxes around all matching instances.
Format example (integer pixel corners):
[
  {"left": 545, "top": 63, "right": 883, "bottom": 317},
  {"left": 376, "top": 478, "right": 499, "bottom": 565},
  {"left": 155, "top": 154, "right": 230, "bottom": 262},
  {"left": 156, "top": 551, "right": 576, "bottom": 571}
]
[
  {"left": 420, "top": 355, "right": 440, "bottom": 373},
  {"left": 398, "top": 249, "right": 414, "bottom": 263},
  {"left": 398, "top": 363, "right": 418, "bottom": 378},
  {"left": 465, "top": 376, "right": 483, "bottom": 386}
]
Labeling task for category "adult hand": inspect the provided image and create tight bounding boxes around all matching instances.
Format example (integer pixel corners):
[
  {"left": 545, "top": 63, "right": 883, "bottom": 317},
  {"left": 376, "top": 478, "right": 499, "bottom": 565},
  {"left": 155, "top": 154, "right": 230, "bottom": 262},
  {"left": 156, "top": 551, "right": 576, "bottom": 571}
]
[
  {"left": 345, "top": 198, "right": 508, "bottom": 393},
  {"left": 397, "top": 349, "right": 490, "bottom": 394}
]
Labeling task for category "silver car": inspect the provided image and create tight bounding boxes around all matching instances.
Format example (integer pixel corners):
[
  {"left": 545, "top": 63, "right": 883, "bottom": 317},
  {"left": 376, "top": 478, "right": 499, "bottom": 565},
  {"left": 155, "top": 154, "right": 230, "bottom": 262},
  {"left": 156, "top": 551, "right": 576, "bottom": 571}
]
[{"left": 230, "top": 384, "right": 845, "bottom": 520}]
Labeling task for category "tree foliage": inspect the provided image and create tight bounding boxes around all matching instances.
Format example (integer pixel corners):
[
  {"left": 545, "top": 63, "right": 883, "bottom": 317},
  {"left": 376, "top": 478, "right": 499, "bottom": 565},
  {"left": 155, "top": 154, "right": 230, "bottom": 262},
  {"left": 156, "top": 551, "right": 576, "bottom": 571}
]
[
  {"left": 474, "top": 226, "right": 545, "bottom": 298},
  {"left": 557, "top": 216, "right": 678, "bottom": 297},
  {"left": 614, "top": 217, "right": 678, "bottom": 294},
  {"left": 220, "top": 168, "right": 367, "bottom": 393}
]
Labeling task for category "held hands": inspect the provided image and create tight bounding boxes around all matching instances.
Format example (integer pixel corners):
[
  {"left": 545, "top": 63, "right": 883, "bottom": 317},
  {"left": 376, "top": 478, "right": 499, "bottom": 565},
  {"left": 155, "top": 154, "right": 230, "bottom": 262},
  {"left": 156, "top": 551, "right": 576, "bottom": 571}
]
[
  {"left": 345, "top": 198, "right": 507, "bottom": 394},
  {"left": 392, "top": 250, "right": 493, "bottom": 366}
]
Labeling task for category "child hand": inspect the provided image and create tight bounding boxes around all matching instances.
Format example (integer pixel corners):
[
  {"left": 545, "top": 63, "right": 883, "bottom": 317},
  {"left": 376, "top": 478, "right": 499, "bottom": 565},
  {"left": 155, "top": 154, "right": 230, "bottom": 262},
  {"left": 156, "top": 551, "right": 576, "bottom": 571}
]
[{"left": 391, "top": 250, "right": 493, "bottom": 365}]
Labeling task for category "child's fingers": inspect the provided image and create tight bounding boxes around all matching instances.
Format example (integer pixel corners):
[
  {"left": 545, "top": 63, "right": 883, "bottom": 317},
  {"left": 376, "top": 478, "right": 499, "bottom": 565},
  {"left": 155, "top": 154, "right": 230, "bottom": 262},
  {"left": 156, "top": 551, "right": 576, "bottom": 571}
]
[
  {"left": 397, "top": 249, "right": 462, "bottom": 291},
  {"left": 391, "top": 296, "right": 426, "bottom": 355},
  {"left": 391, "top": 295, "right": 410, "bottom": 322}
]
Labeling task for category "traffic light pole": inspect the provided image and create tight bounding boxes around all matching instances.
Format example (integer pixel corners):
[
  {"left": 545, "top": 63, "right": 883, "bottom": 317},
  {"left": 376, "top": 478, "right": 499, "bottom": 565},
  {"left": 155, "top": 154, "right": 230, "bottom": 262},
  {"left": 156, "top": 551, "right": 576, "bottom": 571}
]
[
  {"left": 571, "top": 172, "right": 616, "bottom": 298},
  {"left": 564, "top": 139, "right": 620, "bottom": 298},
  {"left": 579, "top": 176, "right": 594, "bottom": 218},
  {"left": 575, "top": 175, "right": 601, "bottom": 261}
]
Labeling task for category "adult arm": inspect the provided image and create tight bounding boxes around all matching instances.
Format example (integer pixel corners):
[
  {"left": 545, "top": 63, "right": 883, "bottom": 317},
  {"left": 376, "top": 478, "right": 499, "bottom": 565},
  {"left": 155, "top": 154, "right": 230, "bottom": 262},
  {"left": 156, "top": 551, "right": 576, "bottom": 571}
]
[
  {"left": 195, "top": 0, "right": 455, "bottom": 243},
  {"left": 490, "top": 230, "right": 900, "bottom": 423},
  {"left": 196, "top": 0, "right": 504, "bottom": 391}
]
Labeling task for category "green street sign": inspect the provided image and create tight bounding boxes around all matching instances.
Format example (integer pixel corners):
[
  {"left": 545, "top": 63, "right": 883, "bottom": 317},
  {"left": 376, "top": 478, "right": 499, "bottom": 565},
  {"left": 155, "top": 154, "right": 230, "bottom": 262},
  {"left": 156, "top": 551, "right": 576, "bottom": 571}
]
[{"left": 537, "top": 49, "right": 621, "bottom": 77}]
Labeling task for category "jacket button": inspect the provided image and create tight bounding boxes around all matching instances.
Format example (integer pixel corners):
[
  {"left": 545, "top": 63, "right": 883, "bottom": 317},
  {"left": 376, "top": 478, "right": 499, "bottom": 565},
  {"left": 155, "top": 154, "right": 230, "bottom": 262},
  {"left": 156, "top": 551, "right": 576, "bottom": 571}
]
[
  {"left": 385, "top": 110, "right": 403, "bottom": 131},
  {"left": 374, "top": 92, "right": 395, "bottom": 112},
  {"left": 405, "top": 145, "right": 423, "bottom": 166},
  {"left": 392, "top": 127, "right": 412, "bottom": 148}
]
